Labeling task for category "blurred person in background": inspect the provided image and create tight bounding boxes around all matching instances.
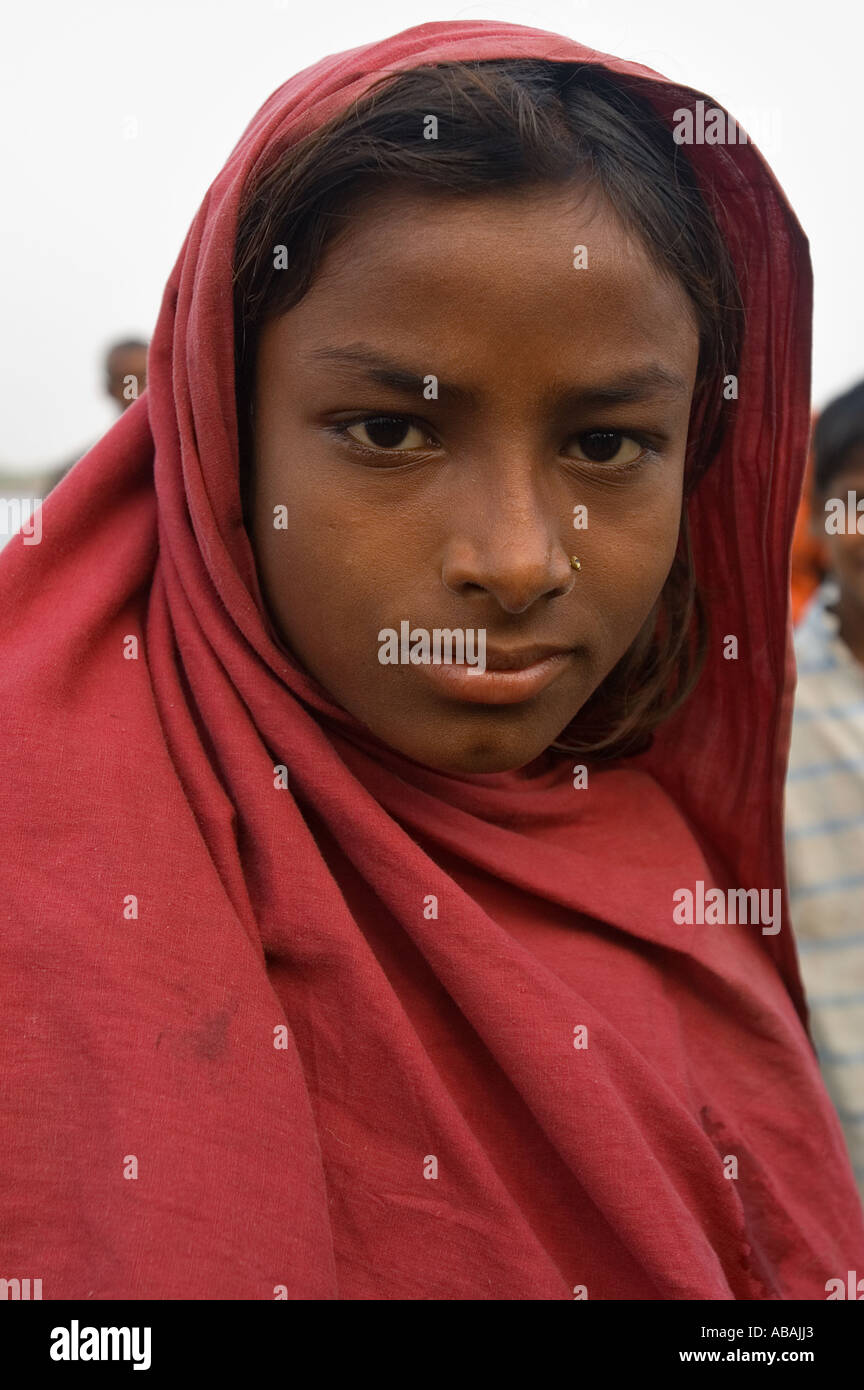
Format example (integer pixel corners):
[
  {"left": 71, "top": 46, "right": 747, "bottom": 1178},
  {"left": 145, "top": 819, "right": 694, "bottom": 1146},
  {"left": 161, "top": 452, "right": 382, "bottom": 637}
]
[
  {"left": 43, "top": 337, "right": 148, "bottom": 492},
  {"left": 786, "top": 377, "right": 864, "bottom": 1204},
  {"left": 790, "top": 432, "right": 828, "bottom": 623}
]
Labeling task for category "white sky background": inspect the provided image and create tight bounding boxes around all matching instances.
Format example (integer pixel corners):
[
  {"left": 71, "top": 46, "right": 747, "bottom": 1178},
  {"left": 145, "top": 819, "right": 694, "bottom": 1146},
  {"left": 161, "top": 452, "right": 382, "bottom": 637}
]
[{"left": 1, "top": 0, "right": 861, "bottom": 472}]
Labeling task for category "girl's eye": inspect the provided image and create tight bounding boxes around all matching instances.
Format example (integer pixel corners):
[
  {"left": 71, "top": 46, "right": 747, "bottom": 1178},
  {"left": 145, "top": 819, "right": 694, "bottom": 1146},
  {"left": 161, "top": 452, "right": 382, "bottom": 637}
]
[
  {"left": 332, "top": 418, "right": 653, "bottom": 469},
  {"left": 343, "top": 416, "right": 433, "bottom": 451},
  {"left": 567, "top": 431, "right": 644, "bottom": 466}
]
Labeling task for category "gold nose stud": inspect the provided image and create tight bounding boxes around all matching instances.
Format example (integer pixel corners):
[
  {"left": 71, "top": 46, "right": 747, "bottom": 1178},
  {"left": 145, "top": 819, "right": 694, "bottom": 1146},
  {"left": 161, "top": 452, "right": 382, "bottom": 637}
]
[{"left": 570, "top": 556, "right": 581, "bottom": 571}]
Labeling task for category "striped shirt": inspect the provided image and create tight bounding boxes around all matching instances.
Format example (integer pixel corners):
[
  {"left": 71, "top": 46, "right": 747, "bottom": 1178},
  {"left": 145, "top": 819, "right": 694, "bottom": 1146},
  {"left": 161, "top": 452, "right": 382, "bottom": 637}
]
[{"left": 786, "top": 578, "right": 864, "bottom": 1204}]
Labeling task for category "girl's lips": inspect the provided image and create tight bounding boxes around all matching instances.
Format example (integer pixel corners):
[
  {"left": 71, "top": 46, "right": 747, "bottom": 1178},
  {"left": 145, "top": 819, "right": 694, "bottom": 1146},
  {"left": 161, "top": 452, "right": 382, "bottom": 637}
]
[{"left": 416, "top": 651, "right": 575, "bottom": 705}]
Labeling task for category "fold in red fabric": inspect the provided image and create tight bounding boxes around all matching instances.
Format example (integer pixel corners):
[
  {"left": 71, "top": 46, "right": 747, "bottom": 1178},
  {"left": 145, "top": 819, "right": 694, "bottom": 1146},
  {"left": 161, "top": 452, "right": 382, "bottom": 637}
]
[{"left": 2, "top": 19, "right": 862, "bottom": 1300}]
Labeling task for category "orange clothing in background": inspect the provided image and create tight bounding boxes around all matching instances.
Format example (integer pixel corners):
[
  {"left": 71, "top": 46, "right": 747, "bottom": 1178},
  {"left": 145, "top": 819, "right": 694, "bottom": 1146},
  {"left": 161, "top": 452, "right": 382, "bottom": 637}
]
[{"left": 791, "top": 424, "right": 828, "bottom": 624}]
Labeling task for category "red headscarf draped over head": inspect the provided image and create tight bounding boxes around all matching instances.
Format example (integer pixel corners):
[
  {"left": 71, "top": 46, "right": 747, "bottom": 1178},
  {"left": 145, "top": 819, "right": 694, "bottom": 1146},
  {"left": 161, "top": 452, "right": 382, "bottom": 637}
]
[{"left": 2, "top": 20, "right": 862, "bottom": 1299}]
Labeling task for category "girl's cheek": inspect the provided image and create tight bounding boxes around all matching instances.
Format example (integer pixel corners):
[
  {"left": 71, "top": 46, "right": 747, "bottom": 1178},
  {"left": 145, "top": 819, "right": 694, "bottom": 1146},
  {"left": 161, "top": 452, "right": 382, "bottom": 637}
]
[{"left": 592, "top": 496, "right": 682, "bottom": 581}]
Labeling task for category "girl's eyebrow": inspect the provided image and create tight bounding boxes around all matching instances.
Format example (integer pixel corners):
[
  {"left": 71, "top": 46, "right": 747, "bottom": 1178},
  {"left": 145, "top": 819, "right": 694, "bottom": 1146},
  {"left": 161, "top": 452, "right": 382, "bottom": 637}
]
[
  {"left": 306, "top": 342, "right": 691, "bottom": 407},
  {"left": 307, "top": 344, "right": 474, "bottom": 404}
]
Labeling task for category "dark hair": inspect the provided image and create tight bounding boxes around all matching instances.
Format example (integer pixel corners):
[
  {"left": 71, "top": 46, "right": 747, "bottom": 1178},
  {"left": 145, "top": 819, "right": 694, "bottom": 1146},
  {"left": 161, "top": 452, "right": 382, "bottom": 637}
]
[
  {"left": 232, "top": 58, "right": 743, "bottom": 760},
  {"left": 812, "top": 378, "right": 864, "bottom": 496},
  {"left": 105, "top": 339, "right": 148, "bottom": 364}
]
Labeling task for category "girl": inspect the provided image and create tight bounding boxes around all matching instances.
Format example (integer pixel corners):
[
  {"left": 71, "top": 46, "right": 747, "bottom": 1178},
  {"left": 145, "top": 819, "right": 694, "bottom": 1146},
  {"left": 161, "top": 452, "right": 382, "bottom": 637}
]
[{"left": 2, "top": 18, "right": 862, "bottom": 1300}]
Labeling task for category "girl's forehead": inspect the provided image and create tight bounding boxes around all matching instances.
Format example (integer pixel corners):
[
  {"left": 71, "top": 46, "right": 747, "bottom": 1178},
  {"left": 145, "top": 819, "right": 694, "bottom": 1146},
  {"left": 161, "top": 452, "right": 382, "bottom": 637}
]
[
  {"left": 261, "top": 196, "right": 699, "bottom": 391},
  {"left": 289, "top": 185, "right": 690, "bottom": 315},
  {"left": 321, "top": 178, "right": 613, "bottom": 253}
]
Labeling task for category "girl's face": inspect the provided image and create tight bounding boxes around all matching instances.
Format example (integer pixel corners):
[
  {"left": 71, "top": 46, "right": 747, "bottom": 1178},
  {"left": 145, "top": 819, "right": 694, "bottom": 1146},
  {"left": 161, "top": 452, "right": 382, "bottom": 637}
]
[{"left": 250, "top": 183, "right": 700, "bottom": 773}]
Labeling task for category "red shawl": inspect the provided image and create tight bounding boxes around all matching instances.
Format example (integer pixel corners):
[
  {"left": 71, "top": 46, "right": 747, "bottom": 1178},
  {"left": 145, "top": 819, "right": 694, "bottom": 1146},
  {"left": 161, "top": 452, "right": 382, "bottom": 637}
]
[{"left": 2, "top": 19, "right": 862, "bottom": 1300}]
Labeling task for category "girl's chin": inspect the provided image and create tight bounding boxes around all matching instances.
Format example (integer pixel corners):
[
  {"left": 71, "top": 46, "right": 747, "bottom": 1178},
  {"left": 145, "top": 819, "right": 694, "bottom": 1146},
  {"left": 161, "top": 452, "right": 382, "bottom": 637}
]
[{"left": 385, "top": 731, "right": 560, "bottom": 776}]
